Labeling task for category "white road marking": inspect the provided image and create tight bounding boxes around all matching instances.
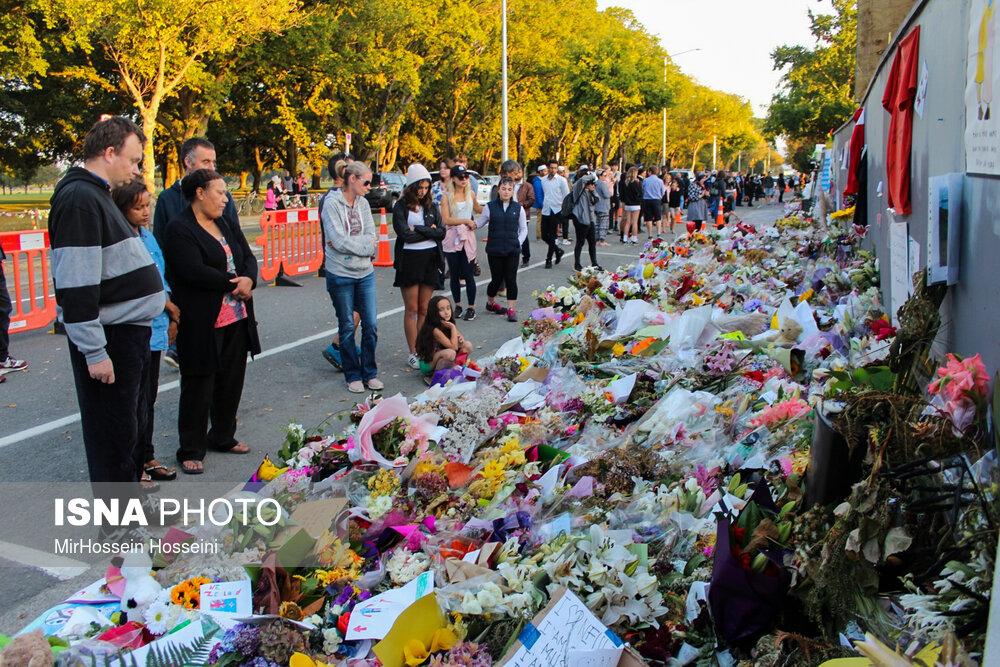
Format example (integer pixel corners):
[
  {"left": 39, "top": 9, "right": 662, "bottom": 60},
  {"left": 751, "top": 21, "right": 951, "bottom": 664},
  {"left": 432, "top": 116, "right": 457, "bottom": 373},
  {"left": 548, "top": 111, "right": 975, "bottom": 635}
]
[
  {"left": 0, "top": 540, "right": 90, "bottom": 580},
  {"left": 0, "top": 262, "right": 548, "bottom": 449}
]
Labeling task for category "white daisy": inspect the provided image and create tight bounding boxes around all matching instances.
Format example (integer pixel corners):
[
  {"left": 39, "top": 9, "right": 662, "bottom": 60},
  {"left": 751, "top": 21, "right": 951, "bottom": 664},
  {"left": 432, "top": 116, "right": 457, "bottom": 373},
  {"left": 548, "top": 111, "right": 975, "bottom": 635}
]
[{"left": 143, "top": 601, "right": 169, "bottom": 635}]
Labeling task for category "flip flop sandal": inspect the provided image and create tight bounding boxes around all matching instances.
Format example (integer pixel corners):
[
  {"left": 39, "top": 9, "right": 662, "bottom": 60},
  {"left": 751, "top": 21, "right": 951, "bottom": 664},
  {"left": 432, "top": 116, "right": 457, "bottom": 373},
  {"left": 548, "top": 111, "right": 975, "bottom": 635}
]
[
  {"left": 180, "top": 460, "right": 204, "bottom": 475},
  {"left": 140, "top": 473, "right": 161, "bottom": 492},
  {"left": 217, "top": 442, "right": 251, "bottom": 454},
  {"left": 144, "top": 461, "right": 177, "bottom": 481}
]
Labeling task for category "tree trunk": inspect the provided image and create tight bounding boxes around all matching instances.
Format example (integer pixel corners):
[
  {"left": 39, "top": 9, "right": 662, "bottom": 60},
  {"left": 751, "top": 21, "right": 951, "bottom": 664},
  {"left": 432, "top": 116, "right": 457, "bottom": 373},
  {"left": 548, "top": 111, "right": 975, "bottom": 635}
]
[
  {"left": 163, "top": 161, "right": 180, "bottom": 190},
  {"left": 384, "top": 134, "right": 399, "bottom": 171},
  {"left": 445, "top": 119, "right": 457, "bottom": 158},
  {"left": 689, "top": 141, "right": 705, "bottom": 172},
  {"left": 600, "top": 119, "right": 612, "bottom": 167},
  {"left": 311, "top": 154, "right": 323, "bottom": 190},
  {"left": 516, "top": 124, "right": 527, "bottom": 167},
  {"left": 239, "top": 172, "right": 250, "bottom": 190},
  {"left": 285, "top": 136, "right": 297, "bottom": 174},
  {"left": 253, "top": 145, "right": 265, "bottom": 192},
  {"left": 141, "top": 106, "right": 160, "bottom": 191}
]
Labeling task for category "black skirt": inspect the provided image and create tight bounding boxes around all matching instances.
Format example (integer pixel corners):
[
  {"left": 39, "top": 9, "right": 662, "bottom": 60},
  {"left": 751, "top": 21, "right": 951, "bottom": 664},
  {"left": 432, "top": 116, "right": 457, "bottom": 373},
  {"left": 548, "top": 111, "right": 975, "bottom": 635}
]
[{"left": 393, "top": 247, "right": 442, "bottom": 288}]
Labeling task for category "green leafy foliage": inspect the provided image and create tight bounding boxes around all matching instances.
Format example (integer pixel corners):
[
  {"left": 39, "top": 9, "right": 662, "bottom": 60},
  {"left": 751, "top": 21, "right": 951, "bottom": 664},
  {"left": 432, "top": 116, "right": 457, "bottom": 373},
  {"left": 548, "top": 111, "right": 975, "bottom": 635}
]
[
  {"left": 145, "top": 634, "right": 214, "bottom": 667},
  {"left": 3, "top": 0, "right": 781, "bottom": 186},
  {"left": 826, "top": 365, "right": 897, "bottom": 395},
  {"left": 765, "top": 0, "right": 856, "bottom": 156}
]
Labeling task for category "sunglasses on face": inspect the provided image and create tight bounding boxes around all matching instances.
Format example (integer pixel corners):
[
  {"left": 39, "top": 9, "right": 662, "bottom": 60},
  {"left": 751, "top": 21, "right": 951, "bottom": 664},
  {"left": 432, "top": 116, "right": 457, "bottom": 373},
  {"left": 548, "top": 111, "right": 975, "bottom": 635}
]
[
  {"left": 455, "top": 175, "right": 469, "bottom": 180},
  {"left": 361, "top": 180, "right": 371, "bottom": 187}
]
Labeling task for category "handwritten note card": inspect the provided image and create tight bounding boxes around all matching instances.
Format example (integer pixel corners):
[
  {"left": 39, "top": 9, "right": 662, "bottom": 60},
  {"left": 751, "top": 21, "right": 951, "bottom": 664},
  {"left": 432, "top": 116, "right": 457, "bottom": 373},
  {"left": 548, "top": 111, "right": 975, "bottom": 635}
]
[
  {"left": 345, "top": 570, "right": 434, "bottom": 641},
  {"left": 497, "top": 588, "right": 622, "bottom": 667},
  {"left": 200, "top": 580, "right": 252, "bottom": 616}
]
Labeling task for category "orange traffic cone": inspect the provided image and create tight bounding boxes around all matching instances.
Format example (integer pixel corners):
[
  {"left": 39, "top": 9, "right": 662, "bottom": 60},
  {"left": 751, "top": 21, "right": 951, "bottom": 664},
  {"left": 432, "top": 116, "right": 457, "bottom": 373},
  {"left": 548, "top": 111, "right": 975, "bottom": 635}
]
[
  {"left": 373, "top": 208, "right": 393, "bottom": 267},
  {"left": 715, "top": 197, "right": 725, "bottom": 229},
  {"left": 674, "top": 209, "right": 682, "bottom": 225}
]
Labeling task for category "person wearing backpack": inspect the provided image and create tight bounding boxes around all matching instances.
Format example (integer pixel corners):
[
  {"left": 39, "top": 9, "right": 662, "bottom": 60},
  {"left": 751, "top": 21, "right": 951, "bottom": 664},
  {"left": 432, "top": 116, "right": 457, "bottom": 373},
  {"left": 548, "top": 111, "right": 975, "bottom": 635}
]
[
  {"left": 571, "top": 171, "right": 602, "bottom": 272},
  {"left": 539, "top": 159, "right": 569, "bottom": 269}
]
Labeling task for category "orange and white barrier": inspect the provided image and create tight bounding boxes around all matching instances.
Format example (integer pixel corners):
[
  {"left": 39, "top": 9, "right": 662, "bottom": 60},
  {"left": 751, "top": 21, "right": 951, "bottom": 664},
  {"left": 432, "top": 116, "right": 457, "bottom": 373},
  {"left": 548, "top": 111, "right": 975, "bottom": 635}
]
[
  {"left": 256, "top": 208, "right": 323, "bottom": 285},
  {"left": 1, "top": 230, "right": 56, "bottom": 334}
]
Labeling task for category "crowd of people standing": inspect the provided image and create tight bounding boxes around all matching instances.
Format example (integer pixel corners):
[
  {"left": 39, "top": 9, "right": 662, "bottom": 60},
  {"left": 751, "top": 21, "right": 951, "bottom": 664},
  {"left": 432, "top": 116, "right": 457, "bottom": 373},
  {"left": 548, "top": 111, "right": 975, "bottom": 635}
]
[{"left": 29, "top": 113, "right": 808, "bottom": 498}]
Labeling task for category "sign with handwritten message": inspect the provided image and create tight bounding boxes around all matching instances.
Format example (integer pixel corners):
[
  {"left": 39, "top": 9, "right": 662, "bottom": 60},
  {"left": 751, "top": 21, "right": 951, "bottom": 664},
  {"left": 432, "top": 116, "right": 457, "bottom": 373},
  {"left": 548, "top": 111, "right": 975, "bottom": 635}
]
[
  {"left": 497, "top": 588, "right": 625, "bottom": 667},
  {"left": 200, "top": 580, "right": 252, "bottom": 616}
]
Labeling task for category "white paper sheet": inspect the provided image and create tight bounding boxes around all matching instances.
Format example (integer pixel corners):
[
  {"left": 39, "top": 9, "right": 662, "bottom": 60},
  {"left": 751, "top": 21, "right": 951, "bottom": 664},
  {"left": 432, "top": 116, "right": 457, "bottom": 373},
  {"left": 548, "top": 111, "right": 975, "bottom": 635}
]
[{"left": 345, "top": 570, "right": 435, "bottom": 641}]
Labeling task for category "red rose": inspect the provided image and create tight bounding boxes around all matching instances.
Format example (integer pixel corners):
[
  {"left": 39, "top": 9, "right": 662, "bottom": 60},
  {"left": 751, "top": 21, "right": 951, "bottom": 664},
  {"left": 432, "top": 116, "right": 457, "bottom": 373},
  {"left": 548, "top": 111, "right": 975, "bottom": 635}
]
[{"left": 337, "top": 611, "right": 351, "bottom": 636}]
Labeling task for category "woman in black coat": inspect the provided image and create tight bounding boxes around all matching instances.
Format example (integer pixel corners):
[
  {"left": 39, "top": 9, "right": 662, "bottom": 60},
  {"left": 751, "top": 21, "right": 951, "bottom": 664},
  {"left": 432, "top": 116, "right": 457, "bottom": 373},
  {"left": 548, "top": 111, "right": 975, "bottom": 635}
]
[
  {"left": 163, "top": 169, "right": 261, "bottom": 474},
  {"left": 391, "top": 164, "right": 446, "bottom": 370}
]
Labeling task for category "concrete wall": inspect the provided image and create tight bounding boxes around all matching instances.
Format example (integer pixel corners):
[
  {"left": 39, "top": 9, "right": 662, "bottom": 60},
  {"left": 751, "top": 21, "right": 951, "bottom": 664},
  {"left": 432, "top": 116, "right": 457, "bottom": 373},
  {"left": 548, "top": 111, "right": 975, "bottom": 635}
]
[
  {"left": 831, "top": 0, "right": 1000, "bottom": 375},
  {"left": 855, "top": 0, "right": 918, "bottom": 101}
]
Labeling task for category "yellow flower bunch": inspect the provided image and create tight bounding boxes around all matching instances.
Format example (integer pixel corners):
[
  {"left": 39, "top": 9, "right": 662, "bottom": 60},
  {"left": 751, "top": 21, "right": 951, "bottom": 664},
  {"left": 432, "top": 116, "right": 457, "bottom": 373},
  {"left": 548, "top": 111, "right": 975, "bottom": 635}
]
[
  {"left": 414, "top": 458, "right": 445, "bottom": 478},
  {"left": 829, "top": 205, "right": 855, "bottom": 220},
  {"left": 448, "top": 612, "right": 469, "bottom": 641},
  {"left": 790, "top": 448, "right": 810, "bottom": 476},
  {"left": 314, "top": 530, "right": 365, "bottom": 571},
  {"left": 612, "top": 343, "right": 626, "bottom": 357},
  {"left": 776, "top": 215, "right": 810, "bottom": 230},
  {"left": 314, "top": 565, "right": 362, "bottom": 587},
  {"left": 170, "top": 576, "right": 211, "bottom": 609},
  {"left": 368, "top": 467, "right": 400, "bottom": 498},
  {"left": 279, "top": 601, "right": 304, "bottom": 621},
  {"left": 498, "top": 437, "right": 526, "bottom": 468}
]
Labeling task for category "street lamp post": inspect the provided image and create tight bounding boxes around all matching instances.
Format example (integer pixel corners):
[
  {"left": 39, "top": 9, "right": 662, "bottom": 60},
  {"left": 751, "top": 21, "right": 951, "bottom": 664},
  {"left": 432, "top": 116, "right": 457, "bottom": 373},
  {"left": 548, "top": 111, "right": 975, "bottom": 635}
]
[
  {"left": 661, "top": 56, "right": 667, "bottom": 169},
  {"left": 661, "top": 48, "right": 700, "bottom": 169},
  {"left": 501, "top": 0, "right": 509, "bottom": 162}
]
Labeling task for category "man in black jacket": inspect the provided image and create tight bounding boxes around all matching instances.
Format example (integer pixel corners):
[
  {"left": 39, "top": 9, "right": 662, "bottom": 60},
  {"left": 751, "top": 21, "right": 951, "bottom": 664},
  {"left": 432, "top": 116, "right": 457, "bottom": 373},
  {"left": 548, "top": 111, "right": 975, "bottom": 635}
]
[{"left": 49, "top": 117, "right": 166, "bottom": 485}]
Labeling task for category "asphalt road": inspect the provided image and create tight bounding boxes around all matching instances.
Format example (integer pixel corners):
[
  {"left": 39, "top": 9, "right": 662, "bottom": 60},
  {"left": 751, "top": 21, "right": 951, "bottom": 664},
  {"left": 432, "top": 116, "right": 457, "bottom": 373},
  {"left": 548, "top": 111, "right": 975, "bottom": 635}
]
[{"left": 0, "top": 203, "right": 782, "bottom": 633}]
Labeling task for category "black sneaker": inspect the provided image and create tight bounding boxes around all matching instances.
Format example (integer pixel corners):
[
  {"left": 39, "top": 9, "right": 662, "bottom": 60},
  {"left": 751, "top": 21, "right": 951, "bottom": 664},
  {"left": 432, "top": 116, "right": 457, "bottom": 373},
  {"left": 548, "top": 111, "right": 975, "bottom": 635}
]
[
  {"left": 521, "top": 257, "right": 529, "bottom": 267},
  {"left": 545, "top": 260, "right": 553, "bottom": 269},
  {"left": 163, "top": 349, "right": 180, "bottom": 369},
  {"left": 455, "top": 306, "right": 464, "bottom": 319},
  {"left": 554, "top": 248, "right": 564, "bottom": 265},
  {"left": 462, "top": 308, "right": 476, "bottom": 321}
]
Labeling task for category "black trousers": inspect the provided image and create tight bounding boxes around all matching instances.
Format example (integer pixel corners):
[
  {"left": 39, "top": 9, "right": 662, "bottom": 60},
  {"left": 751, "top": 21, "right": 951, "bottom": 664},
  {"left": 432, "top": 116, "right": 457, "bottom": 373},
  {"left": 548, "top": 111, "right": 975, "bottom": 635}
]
[
  {"left": 573, "top": 221, "right": 597, "bottom": 268},
  {"left": 542, "top": 213, "right": 562, "bottom": 261},
  {"left": 521, "top": 237, "right": 530, "bottom": 263},
  {"left": 487, "top": 253, "right": 519, "bottom": 301},
  {"left": 140, "top": 350, "right": 162, "bottom": 462},
  {"left": 0, "top": 260, "right": 10, "bottom": 361},
  {"left": 177, "top": 319, "right": 249, "bottom": 462},
  {"left": 68, "top": 324, "right": 151, "bottom": 483},
  {"left": 445, "top": 251, "right": 477, "bottom": 307}
]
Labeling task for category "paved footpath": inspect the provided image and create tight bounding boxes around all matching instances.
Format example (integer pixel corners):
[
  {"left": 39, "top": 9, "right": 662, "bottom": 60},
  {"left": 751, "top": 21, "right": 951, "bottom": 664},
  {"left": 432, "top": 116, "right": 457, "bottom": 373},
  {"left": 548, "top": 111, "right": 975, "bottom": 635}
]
[{"left": 0, "top": 203, "right": 783, "bottom": 632}]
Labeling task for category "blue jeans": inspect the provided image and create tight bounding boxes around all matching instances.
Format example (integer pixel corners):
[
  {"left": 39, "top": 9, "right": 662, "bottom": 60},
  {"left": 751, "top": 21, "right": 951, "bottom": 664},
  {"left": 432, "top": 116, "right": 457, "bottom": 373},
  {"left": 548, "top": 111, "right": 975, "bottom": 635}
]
[{"left": 326, "top": 272, "right": 378, "bottom": 383}]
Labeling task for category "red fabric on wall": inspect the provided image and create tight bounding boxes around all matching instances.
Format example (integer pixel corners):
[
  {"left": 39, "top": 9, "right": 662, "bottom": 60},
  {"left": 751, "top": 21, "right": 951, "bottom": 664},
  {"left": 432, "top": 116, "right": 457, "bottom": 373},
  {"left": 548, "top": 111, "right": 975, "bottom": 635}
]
[
  {"left": 881, "top": 26, "right": 920, "bottom": 216},
  {"left": 844, "top": 107, "right": 866, "bottom": 196}
]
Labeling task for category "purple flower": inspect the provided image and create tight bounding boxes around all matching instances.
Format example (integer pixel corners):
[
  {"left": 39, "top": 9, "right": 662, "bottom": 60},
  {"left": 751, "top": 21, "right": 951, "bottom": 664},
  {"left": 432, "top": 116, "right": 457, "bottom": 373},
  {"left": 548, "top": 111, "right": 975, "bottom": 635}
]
[
  {"left": 218, "top": 624, "right": 260, "bottom": 656},
  {"left": 244, "top": 659, "right": 282, "bottom": 667}
]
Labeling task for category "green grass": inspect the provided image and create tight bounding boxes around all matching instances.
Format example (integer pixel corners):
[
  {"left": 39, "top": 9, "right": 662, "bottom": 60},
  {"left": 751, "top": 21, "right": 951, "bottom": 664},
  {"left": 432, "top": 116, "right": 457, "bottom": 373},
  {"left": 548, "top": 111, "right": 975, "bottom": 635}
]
[
  {"left": 0, "top": 191, "right": 52, "bottom": 233},
  {"left": 0, "top": 191, "right": 52, "bottom": 209}
]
